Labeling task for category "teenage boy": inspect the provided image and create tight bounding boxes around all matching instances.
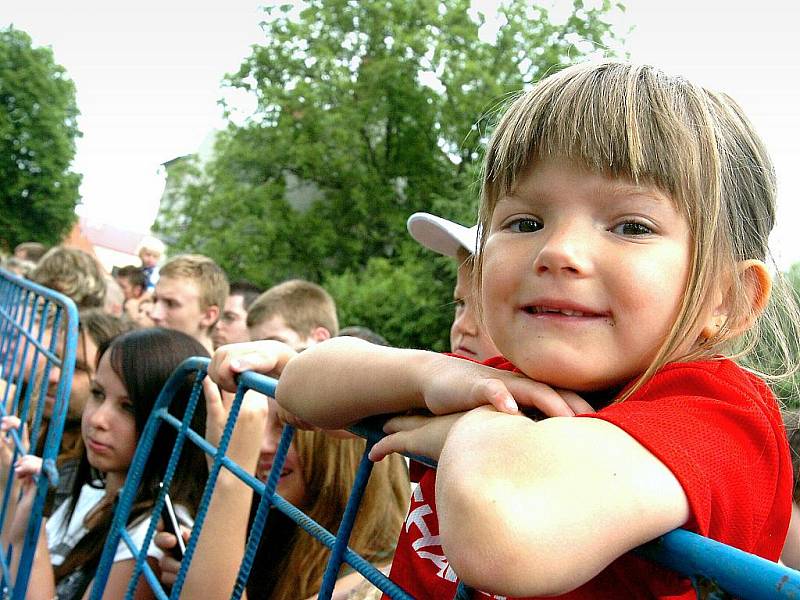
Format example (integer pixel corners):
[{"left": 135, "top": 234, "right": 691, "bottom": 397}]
[
  {"left": 150, "top": 254, "right": 229, "bottom": 354},
  {"left": 246, "top": 279, "right": 338, "bottom": 349},
  {"left": 115, "top": 265, "right": 147, "bottom": 301},
  {"left": 212, "top": 281, "right": 264, "bottom": 349},
  {"left": 406, "top": 212, "right": 500, "bottom": 362}
]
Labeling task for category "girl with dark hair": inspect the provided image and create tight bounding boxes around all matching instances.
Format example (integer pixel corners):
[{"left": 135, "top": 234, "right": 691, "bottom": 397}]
[{"left": 4, "top": 328, "right": 209, "bottom": 600}]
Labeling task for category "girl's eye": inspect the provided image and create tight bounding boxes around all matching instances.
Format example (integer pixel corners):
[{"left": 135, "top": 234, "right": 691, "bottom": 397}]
[
  {"left": 613, "top": 221, "right": 653, "bottom": 236},
  {"left": 120, "top": 401, "right": 135, "bottom": 415},
  {"left": 90, "top": 387, "right": 104, "bottom": 401},
  {"left": 508, "top": 218, "right": 542, "bottom": 233}
]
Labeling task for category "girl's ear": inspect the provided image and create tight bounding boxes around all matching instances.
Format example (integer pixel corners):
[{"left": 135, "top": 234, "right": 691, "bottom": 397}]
[{"left": 701, "top": 259, "right": 772, "bottom": 339}]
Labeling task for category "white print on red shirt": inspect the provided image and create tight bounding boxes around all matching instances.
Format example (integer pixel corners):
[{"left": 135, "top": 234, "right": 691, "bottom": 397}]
[{"left": 405, "top": 479, "right": 506, "bottom": 599}]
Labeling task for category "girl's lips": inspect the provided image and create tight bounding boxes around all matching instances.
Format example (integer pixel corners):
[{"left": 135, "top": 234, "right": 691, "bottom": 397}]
[{"left": 86, "top": 438, "right": 111, "bottom": 453}]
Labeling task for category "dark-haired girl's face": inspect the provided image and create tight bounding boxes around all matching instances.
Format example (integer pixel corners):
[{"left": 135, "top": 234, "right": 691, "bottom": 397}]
[{"left": 82, "top": 353, "right": 138, "bottom": 487}]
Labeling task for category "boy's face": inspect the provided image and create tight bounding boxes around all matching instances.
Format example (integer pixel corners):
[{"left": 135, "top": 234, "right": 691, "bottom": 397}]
[
  {"left": 139, "top": 249, "right": 160, "bottom": 268},
  {"left": 248, "top": 315, "right": 315, "bottom": 352},
  {"left": 116, "top": 276, "right": 143, "bottom": 301},
  {"left": 481, "top": 156, "right": 697, "bottom": 392},
  {"left": 212, "top": 294, "right": 250, "bottom": 348},
  {"left": 450, "top": 259, "right": 500, "bottom": 362},
  {"left": 150, "top": 276, "right": 214, "bottom": 340}
]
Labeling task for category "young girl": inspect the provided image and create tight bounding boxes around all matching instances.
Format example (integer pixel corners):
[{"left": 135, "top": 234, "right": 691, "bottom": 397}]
[
  {"left": 265, "top": 61, "right": 799, "bottom": 598},
  {"left": 6, "top": 328, "right": 209, "bottom": 600}
]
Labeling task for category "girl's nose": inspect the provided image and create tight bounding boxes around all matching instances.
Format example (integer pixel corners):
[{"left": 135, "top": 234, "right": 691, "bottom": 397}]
[
  {"left": 47, "top": 363, "right": 61, "bottom": 386},
  {"left": 86, "top": 401, "right": 110, "bottom": 429},
  {"left": 532, "top": 221, "right": 593, "bottom": 276},
  {"left": 260, "top": 419, "right": 281, "bottom": 456}
]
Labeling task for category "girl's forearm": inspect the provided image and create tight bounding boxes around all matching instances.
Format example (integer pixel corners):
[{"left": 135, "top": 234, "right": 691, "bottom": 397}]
[
  {"left": 180, "top": 474, "right": 253, "bottom": 600},
  {"left": 22, "top": 524, "right": 56, "bottom": 600},
  {"left": 276, "top": 338, "right": 434, "bottom": 429},
  {"left": 436, "top": 411, "right": 689, "bottom": 597}
]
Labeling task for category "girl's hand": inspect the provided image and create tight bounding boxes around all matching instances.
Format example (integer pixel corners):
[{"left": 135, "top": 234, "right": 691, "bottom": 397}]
[
  {"left": 155, "top": 525, "right": 191, "bottom": 587},
  {"left": 202, "top": 378, "right": 268, "bottom": 469},
  {"left": 368, "top": 412, "right": 468, "bottom": 463},
  {"left": 14, "top": 454, "right": 42, "bottom": 483},
  {"left": 7, "top": 467, "right": 38, "bottom": 544},
  {"left": 208, "top": 341, "right": 298, "bottom": 393},
  {"left": 422, "top": 355, "right": 594, "bottom": 417},
  {"left": 1, "top": 416, "right": 26, "bottom": 488},
  {"left": 369, "top": 393, "right": 596, "bottom": 464}
]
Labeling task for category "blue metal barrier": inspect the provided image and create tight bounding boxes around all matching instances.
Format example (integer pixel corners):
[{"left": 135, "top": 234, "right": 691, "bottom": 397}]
[
  {"left": 91, "top": 357, "right": 800, "bottom": 600},
  {"left": 0, "top": 268, "right": 79, "bottom": 600}
]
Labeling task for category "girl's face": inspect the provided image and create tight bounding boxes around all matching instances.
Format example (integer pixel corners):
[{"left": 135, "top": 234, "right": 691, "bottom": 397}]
[
  {"left": 257, "top": 397, "right": 308, "bottom": 508},
  {"left": 482, "top": 156, "right": 701, "bottom": 392},
  {"left": 82, "top": 353, "right": 138, "bottom": 482}
]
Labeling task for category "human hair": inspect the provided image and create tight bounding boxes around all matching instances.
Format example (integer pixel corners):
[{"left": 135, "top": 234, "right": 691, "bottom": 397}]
[
  {"left": 258, "top": 431, "right": 409, "bottom": 599},
  {"left": 159, "top": 254, "right": 229, "bottom": 313},
  {"left": 476, "top": 60, "right": 800, "bottom": 398},
  {"left": 2, "top": 256, "right": 36, "bottom": 277},
  {"left": 115, "top": 264, "right": 147, "bottom": 293},
  {"left": 54, "top": 328, "right": 209, "bottom": 582},
  {"left": 246, "top": 279, "right": 339, "bottom": 337},
  {"left": 338, "top": 326, "right": 389, "bottom": 346},
  {"left": 229, "top": 280, "right": 264, "bottom": 310},
  {"left": 30, "top": 247, "right": 106, "bottom": 309},
  {"left": 783, "top": 409, "right": 800, "bottom": 504},
  {"left": 136, "top": 235, "right": 166, "bottom": 257},
  {"left": 14, "top": 241, "right": 48, "bottom": 263}
]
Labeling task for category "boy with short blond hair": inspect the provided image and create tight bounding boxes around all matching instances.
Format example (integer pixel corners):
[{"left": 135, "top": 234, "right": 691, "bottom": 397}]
[
  {"left": 246, "top": 279, "right": 338, "bottom": 349},
  {"left": 150, "top": 254, "right": 229, "bottom": 353}
]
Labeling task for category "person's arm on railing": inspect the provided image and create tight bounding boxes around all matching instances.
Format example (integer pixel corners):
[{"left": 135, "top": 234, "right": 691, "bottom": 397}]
[
  {"left": 275, "top": 337, "right": 583, "bottom": 429},
  {"left": 434, "top": 407, "right": 689, "bottom": 597},
  {"left": 161, "top": 379, "right": 268, "bottom": 600}
]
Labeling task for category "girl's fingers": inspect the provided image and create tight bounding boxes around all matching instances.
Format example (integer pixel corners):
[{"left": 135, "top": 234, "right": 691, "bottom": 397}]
[
  {"left": 1, "top": 416, "right": 21, "bottom": 432},
  {"left": 202, "top": 375, "right": 225, "bottom": 414},
  {"left": 506, "top": 378, "right": 575, "bottom": 417},
  {"left": 556, "top": 389, "right": 595, "bottom": 415},
  {"left": 473, "top": 379, "right": 518, "bottom": 414},
  {"left": 382, "top": 415, "right": 430, "bottom": 434},
  {"left": 369, "top": 432, "right": 406, "bottom": 462}
]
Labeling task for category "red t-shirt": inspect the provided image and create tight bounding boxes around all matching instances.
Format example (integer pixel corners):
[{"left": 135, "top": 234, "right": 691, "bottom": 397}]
[{"left": 386, "top": 358, "right": 792, "bottom": 599}]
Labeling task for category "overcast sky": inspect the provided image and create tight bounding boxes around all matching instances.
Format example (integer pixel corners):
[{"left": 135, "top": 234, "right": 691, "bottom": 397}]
[{"left": 4, "top": 0, "right": 800, "bottom": 268}]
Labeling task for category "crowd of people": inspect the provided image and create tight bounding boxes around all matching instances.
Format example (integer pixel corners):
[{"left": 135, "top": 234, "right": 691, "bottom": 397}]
[{"left": 2, "top": 60, "right": 800, "bottom": 599}]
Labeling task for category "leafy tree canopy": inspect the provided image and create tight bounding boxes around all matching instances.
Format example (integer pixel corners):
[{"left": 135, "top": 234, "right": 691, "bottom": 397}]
[
  {"left": 0, "top": 26, "right": 81, "bottom": 251},
  {"left": 155, "top": 0, "right": 624, "bottom": 348}
]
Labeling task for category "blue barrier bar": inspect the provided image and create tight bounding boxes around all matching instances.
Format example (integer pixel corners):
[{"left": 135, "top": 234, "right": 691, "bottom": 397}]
[
  {"left": 90, "top": 358, "right": 800, "bottom": 600},
  {"left": 0, "top": 268, "right": 78, "bottom": 600}
]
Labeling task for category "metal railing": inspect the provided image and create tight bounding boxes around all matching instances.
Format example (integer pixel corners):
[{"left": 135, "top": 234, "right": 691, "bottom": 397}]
[
  {"left": 91, "top": 357, "right": 800, "bottom": 599},
  {"left": 0, "top": 268, "right": 79, "bottom": 600}
]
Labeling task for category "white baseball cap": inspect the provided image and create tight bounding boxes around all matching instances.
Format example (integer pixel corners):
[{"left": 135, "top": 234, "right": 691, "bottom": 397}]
[{"left": 406, "top": 212, "right": 478, "bottom": 258}]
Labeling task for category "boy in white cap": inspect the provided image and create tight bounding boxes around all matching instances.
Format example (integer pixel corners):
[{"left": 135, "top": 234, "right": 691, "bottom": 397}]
[{"left": 406, "top": 212, "right": 499, "bottom": 362}]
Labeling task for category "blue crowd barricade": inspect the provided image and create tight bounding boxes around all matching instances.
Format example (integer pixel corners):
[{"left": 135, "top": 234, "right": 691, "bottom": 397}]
[
  {"left": 91, "top": 357, "right": 800, "bottom": 600},
  {"left": 0, "top": 267, "right": 79, "bottom": 600}
]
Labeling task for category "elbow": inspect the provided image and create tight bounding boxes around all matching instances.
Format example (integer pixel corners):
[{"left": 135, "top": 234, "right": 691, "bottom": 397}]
[{"left": 439, "top": 484, "right": 580, "bottom": 597}]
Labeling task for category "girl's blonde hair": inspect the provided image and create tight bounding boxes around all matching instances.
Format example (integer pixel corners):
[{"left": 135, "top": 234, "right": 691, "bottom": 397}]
[
  {"left": 477, "top": 60, "right": 800, "bottom": 398},
  {"left": 269, "top": 430, "right": 410, "bottom": 599}
]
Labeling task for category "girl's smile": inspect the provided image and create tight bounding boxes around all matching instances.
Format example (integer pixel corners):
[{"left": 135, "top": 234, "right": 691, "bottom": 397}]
[{"left": 482, "top": 156, "right": 700, "bottom": 393}]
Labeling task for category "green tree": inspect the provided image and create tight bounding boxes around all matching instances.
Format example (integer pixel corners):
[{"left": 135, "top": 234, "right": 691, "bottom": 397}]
[
  {"left": 0, "top": 26, "right": 81, "bottom": 251},
  {"left": 155, "top": 0, "right": 624, "bottom": 348}
]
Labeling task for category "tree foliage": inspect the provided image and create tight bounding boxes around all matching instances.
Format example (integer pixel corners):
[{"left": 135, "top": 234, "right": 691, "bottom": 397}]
[
  {"left": 155, "top": 0, "right": 624, "bottom": 348},
  {"left": 0, "top": 26, "right": 81, "bottom": 251}
]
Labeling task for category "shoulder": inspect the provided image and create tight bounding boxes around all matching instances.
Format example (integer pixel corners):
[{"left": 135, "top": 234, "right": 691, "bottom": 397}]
[{"left": 584, "top": 359, "right": 791, "bottom": 554}]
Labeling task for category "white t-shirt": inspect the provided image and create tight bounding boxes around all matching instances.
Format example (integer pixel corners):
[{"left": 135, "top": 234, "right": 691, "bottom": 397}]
[{"left": 46, "top": 483, "right": 189, "bottom": 565}]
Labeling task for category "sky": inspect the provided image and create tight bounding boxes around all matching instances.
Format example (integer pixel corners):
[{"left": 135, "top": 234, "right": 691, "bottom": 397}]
[{"left": 4, "top": 0, "right": 800, "bottom": 268}]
